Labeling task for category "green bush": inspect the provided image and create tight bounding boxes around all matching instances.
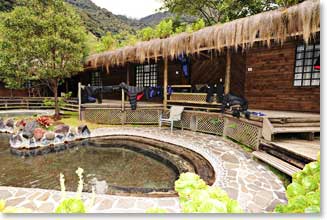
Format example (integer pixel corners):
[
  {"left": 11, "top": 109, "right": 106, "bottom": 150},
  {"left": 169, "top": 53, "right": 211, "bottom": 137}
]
[
  {"left": 147, "top": 172, "right": 243, "bottom": 213},
  {"left": 274, "top": 153, "right": 320, "bottom": 213}
]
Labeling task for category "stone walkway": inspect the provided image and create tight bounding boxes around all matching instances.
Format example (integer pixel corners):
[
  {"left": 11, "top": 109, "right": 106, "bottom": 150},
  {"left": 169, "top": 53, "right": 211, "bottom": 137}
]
[{"left": 0, "top": 126, "right": 287, "bottom": 213}]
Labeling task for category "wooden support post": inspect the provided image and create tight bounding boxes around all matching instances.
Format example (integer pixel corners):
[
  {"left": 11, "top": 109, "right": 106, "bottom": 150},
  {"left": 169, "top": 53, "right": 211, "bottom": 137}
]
[
  {"left": 78, "top": 82, "right": 81, "bottom": 120},
  {"left": 224, "top": 49, "right": 231, "bottom": 94},
  {"left": 121, "top": 88, "right": 125, "bottom": 111},
  {"left": 163, "top": 57, "right": 168, "bottom": 110},
  {"left": 126, "top": 63, "right": 130, "bottom": 85}
]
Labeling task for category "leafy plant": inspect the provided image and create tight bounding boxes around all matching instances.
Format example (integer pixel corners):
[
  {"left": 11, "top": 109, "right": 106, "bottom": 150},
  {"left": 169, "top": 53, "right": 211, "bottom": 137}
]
[
  {"left": 36, "top": 116, "right": 54, "bottom": 128},
  {"left": 274, "top": 152, "right": 320, "bottom": 213},
  {"left": 147, "top": 172, "right": 243, "bottom": 213},
  {"left": 43, "top": 92, "right": 72, "bottom": 109},
  {"left": 55, "top": 167, "right": 95, "bottom": 213}
]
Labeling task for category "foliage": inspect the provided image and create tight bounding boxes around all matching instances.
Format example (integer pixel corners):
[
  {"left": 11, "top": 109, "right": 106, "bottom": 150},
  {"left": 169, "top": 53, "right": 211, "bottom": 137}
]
[
  {"left": 175, "top": 173, "right": 243, "bottom": 213},
  {"left": 55, "top": 167, "right": 95, "bottom": 213},
  {"left": 36, "top": 116, "right": 54, "bottom": 128},
  {"left": 0, "top": 0, "right": 87, "bottom": 119},
  {"left": 274, "top": 153, "right": 320, "bottom": 213},
  {"left": 43, "top": 92, "right": 72, "bottom": 109},
  {"left": 147, "top": 172, "right": 242, "bottom": 213},
  {"left": 96, "top": 18, "right": 208, "bottom": 53},
  {"left": 0, "top": 199, "right": 32, "bottom": 213},
  {"left": 155, "top": 19, "right": 174, "bottom": 38},
  {"left": 160, "top": 0, "right": 302, "bottom": 25}
]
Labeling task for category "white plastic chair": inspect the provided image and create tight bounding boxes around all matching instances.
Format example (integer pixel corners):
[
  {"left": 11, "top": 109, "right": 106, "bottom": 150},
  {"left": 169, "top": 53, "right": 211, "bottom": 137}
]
[{"left": 159, "top": 106, "right": 184, "bottom": 132}]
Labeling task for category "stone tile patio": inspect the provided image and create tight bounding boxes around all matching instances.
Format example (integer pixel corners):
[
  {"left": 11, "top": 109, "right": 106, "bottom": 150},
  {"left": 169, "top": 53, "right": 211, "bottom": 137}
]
[{"left": 0, "top": 126, "right": 286, "bottom": 213}]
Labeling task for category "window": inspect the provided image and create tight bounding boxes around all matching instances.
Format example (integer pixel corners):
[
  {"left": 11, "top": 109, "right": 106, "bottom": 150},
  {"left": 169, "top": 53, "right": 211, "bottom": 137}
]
[
  {"left": 294, "top": 43, "right": 320, "bottom": 87},
  {"left": 136, "top": 64, "right": 158, "bottom": 87},
  {"left": 91, "top": 72, "right": 102, "bottom": 86}
]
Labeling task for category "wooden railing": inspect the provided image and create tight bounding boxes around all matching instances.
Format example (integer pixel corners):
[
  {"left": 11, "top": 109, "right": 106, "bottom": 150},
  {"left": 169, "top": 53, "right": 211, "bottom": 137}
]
[{"left": 0, "top": 97, "right": 79, "bottom": 112}]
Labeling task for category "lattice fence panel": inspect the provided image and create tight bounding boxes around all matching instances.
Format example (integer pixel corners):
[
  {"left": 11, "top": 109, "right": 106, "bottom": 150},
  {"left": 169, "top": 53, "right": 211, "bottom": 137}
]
[
  {"left": 107, "top": 109, "right": 124, "bottom": 124},
  {"left": 197, "top": 115, "right": 224, "bottom": 135},
  {"left": 125, "top": 109, "right": 161, "bottom": 124},
  {"left": 84, "top": 109, "right": 111, "bottom": 124},
  {"left": 224, "top": 118, "right": 261, "bottom": 149},
  {"left": 170, "top": 93, "right": 217, "bottom": 103},
  {"left": 174, "top": 111, "right": 192, "bottom": 130}
]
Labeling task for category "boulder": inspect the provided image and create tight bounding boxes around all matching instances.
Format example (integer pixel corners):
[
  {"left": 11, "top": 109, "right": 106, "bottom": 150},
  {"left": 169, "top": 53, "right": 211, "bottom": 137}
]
[
  {"left": 45, "top": 131, "right": 55, "bottom": 140},
  {"left": 89, "top": 178, "right": 108, "bottom": 194},
  {"left": 33, "top": 128, "right": 46, "bottom": 141},
  {"left": 16, "top": 119, "right": 26, "bottom": 128},
  {"left": 77, "top": 125, "right": 91, "bottom": 137},
  {"left": 0, "top": 118, "right": 5, "bottom": 129},
  {"left": 22, "top": 120, "right": 39, "bottom": 139},
  {"left": 9, "top": 133, "right": 23, "bottom": 148},
  {"left": 54, "top": 124, "right": 70, "bottom": 135},
  {"left": 5, "top": 118, "right": 15, "bottom": 128}
]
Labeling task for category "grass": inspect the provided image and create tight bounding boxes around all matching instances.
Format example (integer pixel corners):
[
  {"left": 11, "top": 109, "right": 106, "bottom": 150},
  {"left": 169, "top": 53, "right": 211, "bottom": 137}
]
[
  {"left": 58, "top": 111, "right": 111, "bottom": 130},
  {"left": 225, "top": 136, "right": 253, "bottom": 152},
  {"left": 266, "top": 165, "right": 292, "bottom": 188}
]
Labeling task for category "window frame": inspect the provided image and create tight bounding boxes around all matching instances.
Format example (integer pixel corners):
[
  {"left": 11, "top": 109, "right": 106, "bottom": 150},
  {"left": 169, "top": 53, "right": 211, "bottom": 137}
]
[
  {"left": 293, "top": 42, "right": 320, "bottom": 87},
  {"left": 91, "top": 71, "right": 102, "bottom": 87},
  {"left": 135, "top": 63, "right": 158, "bottom": 87}
]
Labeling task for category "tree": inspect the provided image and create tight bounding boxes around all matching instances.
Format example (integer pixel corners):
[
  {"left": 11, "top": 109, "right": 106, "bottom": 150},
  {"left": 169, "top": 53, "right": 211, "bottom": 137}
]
[
  {"left": 96, "top": 32, "right": 118, "bottom": 52},
  {"left": 0, "top": 0, "right": 87, "bottom": 119},
  {"left": 155, "top": 19, "right": 174, "bottom": 38},
  {"left": 160, "top": 0, "right": 303, "bottom": 25}
]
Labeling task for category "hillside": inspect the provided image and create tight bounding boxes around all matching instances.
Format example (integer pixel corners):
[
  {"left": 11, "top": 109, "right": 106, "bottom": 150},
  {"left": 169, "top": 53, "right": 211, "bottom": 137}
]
[{"left": 0, "top": 0, "right": 193, "bottom": 38}]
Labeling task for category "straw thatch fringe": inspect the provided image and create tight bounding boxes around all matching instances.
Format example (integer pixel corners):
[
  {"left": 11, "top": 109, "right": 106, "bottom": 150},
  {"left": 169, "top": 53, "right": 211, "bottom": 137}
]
[{"left": 86, "top": 0, "right": 320, "bottom": 69}]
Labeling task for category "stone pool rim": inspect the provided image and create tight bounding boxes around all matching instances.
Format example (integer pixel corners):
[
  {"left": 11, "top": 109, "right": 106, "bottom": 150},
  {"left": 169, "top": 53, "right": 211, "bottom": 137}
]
[{"left": 9, "top": 134, "right": 216, "bottom": 197}]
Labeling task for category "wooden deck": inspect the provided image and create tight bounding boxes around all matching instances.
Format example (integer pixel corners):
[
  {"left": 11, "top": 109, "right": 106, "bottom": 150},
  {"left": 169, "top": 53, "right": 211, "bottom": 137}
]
[
  {"left": 81, "top": 100, "right": 163, "bottom": 109},
  {"left": 267, "top": 139, "right": 320, "bottom": 161}
]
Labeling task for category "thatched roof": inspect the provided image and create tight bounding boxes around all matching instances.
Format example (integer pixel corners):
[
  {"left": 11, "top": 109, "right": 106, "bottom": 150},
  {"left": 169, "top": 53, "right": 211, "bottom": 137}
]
[{"left": 87, "top": 0, "right": 320, "bottom": 69}]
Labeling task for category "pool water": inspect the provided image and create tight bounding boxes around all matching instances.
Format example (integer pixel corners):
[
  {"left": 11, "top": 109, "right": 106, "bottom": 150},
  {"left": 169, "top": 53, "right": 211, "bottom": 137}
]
[{"left": 0, "top": 134, "right": 214, "bottom": 195}]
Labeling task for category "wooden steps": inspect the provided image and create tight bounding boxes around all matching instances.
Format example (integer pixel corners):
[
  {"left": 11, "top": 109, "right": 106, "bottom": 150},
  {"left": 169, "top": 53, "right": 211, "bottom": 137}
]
[
  {"left": 252, "top": 151, "right": 301, "bottom": 176},
  {"left": 262, "top": 116, "right": 320, "bottom": 141},
  {"left": 273, "top": 126, "right": 320, "bottom": 134}
]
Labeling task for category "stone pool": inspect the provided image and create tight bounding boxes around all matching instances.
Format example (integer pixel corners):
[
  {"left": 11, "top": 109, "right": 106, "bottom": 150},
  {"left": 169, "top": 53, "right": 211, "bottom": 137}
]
[
  {"left": 0, "top": 127, "right": 287, "bottom": 213},
  {"left": 1, "top": 134, "right": 214, "bottom": 196}
]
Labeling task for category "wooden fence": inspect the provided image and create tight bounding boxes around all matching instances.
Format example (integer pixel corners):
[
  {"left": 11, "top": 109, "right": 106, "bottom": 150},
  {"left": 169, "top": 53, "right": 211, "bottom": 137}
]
[{"left": 0, "top": 97, "right": 78, "bottom": 112}]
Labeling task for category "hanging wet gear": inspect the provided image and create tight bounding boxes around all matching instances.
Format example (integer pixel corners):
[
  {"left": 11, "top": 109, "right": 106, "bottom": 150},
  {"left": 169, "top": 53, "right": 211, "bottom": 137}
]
[
  {"left": 206, "top": 84, "right": 216, "bottom": 103},
  {"left": 222, "top": 93, "right": 248, "bottom": 114},
  {"left": 120, "top": 82, "right": 144, "bottom": 110},
  {"left": 177, "top": 54, "right": 190, "bottom": 79},
  {"left": 216, "top": 81, "right": 224, "bottom": 103}
]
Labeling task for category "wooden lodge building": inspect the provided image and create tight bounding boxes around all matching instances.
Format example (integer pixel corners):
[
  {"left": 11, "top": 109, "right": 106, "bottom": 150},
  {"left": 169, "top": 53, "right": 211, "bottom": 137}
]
[{"left": 79, "top": 0, "right": 320, "bottom": 175}]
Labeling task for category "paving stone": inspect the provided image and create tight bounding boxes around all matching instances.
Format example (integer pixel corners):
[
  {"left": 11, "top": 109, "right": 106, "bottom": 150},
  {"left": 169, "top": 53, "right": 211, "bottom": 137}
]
[
  {"left": 96, "top": 199, "right": 114, "bottom": 210},
  {"left": 15, "top": 190, "right": 28, "bottom": 197},
  {"left": 265, "top": 199, "right": 284, "bottom": 212},
  {"left": 5, "top": 197, "right": 25, "bottom": 206},
  {"left": 36, "top": 192, "right": 51, "bottom": 201},
  {"left": 21, "top": 201, "right": 37, "bottom": 210},
  {"left": 222, "top": 153, "right": 239, "bottom": 163},
  {"left": 135, "top": 199, "right": 155, "bottom": 209},
  {"left": 157, "top": 199, "right": 177, "bottom": 207},
  {"left": 0, "top": 189, "right": 12, "bottom": 199},
  {"left": 37, "top": 202, "right": 55, "bottom": 213},
  {"left": 224, "top": 187, "right": 238, "bottom": 200},
  {"left": 28, "top": 192, "right": 41, "bottom": 200},
  {"left": 247, "top": 202, "right": 263, "bottom": 213},
  {"left": 115, "top": 198, "right": 136, "bottom": 209}
]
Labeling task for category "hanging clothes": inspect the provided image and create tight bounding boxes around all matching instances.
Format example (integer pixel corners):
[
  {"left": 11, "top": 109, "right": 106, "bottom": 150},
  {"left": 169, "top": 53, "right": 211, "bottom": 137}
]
[
  {"left": 177, "top": 54, "right": 190, "bottom": 79},
  {"left": 120, "top": 82, "right": 144, "bottom": 110},
  {"left": 216, "top": 81, "right": 224, "bottom": 103},
  {"left": 314, "top": 55, "right": 320, "bottom": 70}
]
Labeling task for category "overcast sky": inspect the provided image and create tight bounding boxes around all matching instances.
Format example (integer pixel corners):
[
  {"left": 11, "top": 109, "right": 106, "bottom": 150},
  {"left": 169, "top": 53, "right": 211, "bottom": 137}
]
[{"left": 91, "top": 0, "right": 163, "bottom": 19}]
